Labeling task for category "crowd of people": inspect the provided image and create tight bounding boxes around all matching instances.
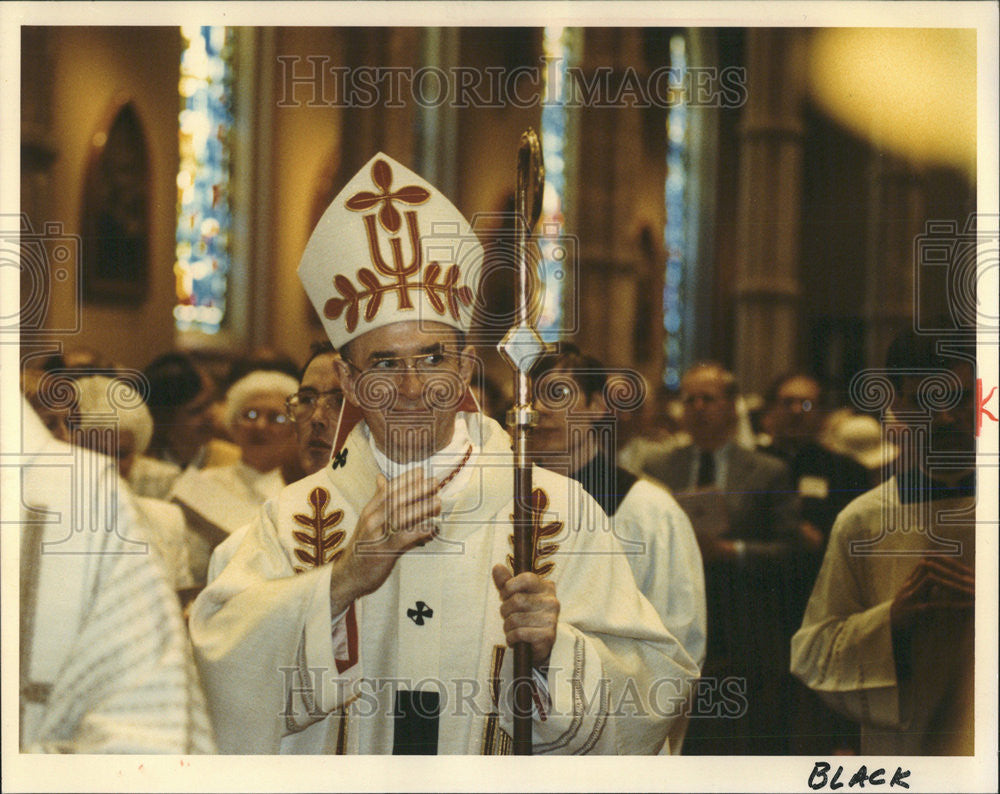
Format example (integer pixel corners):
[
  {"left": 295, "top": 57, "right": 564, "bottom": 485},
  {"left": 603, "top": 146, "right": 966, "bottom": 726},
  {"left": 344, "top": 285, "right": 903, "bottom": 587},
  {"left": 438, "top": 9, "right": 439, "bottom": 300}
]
[{"left": 17, "top": 152, "right": 976, "bottom": 757}]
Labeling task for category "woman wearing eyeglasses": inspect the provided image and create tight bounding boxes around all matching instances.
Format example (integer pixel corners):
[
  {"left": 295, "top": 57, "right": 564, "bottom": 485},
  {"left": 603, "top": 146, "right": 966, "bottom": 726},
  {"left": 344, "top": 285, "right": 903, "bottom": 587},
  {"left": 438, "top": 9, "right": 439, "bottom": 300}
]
[{"left": 170, "top": 370, "right": 300, "bottom": 586}]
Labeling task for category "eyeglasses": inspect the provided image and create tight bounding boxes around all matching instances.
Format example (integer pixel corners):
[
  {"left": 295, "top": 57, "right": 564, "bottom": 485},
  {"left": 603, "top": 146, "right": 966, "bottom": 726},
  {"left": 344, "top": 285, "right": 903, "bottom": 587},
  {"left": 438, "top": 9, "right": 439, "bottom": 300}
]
[
  {"left": 342, "top": 350, "right": 459, "bottom": 382},
  {"left": 236, "top": 408, "right": 289, "bottom": 426},
  {"left": 777, "top": 397, "right": 814, "bottom": 412},
  {"left": 285, "top": 389, "right": 344, "bottom": 423}
]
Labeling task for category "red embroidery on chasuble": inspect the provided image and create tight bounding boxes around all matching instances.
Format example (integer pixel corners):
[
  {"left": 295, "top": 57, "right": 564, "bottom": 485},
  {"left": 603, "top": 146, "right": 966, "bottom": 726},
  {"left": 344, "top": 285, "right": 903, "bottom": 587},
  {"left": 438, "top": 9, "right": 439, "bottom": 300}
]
[
  {"left": 335, "top": 603, "right": 359, "bottom": 674},
  {"left": 291, "top": 487, "right": 346, "bottom": 573},
  {"left": 481, "top": 645, "right": 513, "bottom": 755},
  {"left": 324, "top": 159, "right": 474, "bottom": 331},
  {"left": 290, "top": 488, "right": 359, "bottom": 678},
  {"left": 506, "top": 487, "right": 562, "bottom": 579}
]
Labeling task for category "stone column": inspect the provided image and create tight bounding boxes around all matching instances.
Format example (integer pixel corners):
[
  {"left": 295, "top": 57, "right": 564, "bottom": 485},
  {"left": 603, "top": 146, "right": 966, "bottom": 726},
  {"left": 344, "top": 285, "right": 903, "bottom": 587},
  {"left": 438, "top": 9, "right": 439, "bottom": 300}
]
[
  {"left": 416, "top": 27, "right": 460, "bottom": 200},
  {"left": 732, "top": 29, "right": 807, "bottom": 396},
  {"left": 862, "top": 152, "right": 925, "bottom": 369},
  {"left": 574, "top": 28, "right": 648, "bottom": 369},
  {"left": 341, "top": 29, "right": 419, "bottom": 176}
]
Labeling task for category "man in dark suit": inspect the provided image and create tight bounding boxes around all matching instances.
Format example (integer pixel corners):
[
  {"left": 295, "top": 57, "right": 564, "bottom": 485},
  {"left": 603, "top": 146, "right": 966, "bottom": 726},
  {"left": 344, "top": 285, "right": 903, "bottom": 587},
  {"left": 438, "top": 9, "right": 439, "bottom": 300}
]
[
  {"left": 643, "top": 362, "right": 799, "bottom": 556},
  {"left": 758, "top": 373, "right": 872, "bottom": 754},
  {"left": 642, "top": 362, "right": 802, "bottom": 755},
  {"left": 759, "top": 373, "right": 872, "bottom": 549}
]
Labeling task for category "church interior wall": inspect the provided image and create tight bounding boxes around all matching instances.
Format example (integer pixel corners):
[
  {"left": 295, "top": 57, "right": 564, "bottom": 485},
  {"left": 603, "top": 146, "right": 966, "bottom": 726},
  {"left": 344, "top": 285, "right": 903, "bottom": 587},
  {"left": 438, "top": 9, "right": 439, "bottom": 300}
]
[
  {"left": 19, "top": 25, "right": 976, "bottom": 398},
  {"left": 268, "top": 26, "right": 347, "bottom": 363},
  {"left": 23, "top": 26, "right": 182, "bottom": 371}
]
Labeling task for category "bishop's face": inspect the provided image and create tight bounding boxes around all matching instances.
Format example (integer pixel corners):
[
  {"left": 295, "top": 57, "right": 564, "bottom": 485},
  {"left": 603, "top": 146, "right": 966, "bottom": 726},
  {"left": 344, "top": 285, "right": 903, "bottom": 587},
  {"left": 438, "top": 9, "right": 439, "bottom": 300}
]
[{"left": 336, "top": 321, "right": 474, "bottom": 464}]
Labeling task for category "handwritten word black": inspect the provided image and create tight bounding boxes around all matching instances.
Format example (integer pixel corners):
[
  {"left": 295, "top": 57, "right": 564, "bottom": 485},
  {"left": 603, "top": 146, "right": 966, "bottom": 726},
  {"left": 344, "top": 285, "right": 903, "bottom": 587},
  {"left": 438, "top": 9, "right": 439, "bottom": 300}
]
[{"left": 808, "top": 762, "right": 911, "bottom": 790}]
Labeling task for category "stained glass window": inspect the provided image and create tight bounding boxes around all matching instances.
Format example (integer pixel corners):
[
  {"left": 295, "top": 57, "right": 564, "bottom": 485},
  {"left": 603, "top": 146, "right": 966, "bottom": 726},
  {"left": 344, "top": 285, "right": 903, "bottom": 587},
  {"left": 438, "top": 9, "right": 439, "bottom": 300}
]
[
  {"left": 537, "top": 26, "right": 575, "bottom": 342},
  {"left": 663, "top": 34, "right": 689, "bottom": 389},
  {"left": 174, "top": 26, "right": 233, "bottom": 335}
]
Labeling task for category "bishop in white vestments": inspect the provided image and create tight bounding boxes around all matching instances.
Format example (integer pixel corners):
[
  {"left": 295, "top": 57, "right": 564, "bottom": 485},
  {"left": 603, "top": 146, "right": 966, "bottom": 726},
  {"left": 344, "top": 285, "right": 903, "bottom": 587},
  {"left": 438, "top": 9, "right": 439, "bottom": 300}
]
[{"left": 190, "top": 153, "right": 698, "bottom": 754}]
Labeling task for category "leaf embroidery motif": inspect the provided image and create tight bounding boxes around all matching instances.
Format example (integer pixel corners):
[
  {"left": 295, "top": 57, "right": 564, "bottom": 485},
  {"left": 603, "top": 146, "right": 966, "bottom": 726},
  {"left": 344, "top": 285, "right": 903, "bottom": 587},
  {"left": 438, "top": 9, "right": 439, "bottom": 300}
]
[
  {"left": 328, "top": 158, "right": 470, "bottom": 332},
  {"left": 506, "top": 487, "right": 562, "bottom": 579},
  {"left": 322, "top": 260, "right": 473, "bottom": 332},
  {"left": 292, "top": 487, "right": 346, "bottom": 574}
]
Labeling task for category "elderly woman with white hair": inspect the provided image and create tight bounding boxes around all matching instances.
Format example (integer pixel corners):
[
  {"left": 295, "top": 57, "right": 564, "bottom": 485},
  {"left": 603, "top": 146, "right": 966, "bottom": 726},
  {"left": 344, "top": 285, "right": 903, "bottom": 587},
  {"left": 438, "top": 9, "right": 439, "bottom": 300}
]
[
  {"left": 169, "top": 369, "right": 299, "bottom": 585},
  {"left": 70, "top": 375, "right": 196, "bottom": 594}
]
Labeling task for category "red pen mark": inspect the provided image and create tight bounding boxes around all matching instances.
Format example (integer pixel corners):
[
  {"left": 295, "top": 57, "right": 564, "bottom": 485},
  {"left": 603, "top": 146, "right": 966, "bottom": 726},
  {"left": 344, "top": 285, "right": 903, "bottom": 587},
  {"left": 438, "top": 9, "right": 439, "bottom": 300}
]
[{"left": 977, "top": 378, "right": 998, "bottom": 436}]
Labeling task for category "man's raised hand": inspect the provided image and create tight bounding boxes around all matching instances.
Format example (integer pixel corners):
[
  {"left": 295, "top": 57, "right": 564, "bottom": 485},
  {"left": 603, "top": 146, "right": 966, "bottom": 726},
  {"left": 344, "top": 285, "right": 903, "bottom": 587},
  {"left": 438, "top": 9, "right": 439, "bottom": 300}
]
[{"left": 330, "top": 470, "right": 441, "bottom": 614}]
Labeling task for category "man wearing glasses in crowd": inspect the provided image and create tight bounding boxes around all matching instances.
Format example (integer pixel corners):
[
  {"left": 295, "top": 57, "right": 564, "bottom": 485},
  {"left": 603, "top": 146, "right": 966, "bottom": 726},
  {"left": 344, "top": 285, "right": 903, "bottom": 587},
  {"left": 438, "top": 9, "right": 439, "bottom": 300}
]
[
  {"left": 286, "top": 341, "right": 345, "bottom": 478},
  {"left": 190, "top": 154, "right": 697, "bottom": 755}
]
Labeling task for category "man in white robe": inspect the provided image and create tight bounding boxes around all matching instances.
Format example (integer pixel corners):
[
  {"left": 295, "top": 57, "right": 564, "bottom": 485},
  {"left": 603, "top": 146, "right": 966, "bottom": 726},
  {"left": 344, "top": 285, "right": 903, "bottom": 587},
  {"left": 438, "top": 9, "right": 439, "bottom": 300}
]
[
  {"left": 17, "top": 399, "right": 215, "bottom": 753},
  {"left": 190, "top": 153, "right": 698, "bottom": 755},
  {"left": 529, "top": 346, "right": 707, "bottom": 753},
  {"left": 791, "top": 327, "right": 976, "bottom": 754}
]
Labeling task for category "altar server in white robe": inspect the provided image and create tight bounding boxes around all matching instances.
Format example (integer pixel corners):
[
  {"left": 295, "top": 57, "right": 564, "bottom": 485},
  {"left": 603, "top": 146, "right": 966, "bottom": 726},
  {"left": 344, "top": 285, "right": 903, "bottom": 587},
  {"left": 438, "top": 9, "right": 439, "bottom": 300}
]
[
  {"left": 791, "top": 327, "right": 976, "bottom": 755},
  {"left": 529, "top": 346, "right": 707, "bottom": 754},
  {"left": 17, "top": 399, "right": 216, "bottom": 753},
  {"left": 190, "top": 153, "right": 698, "bottom": 755},
  {"left": 170, "top": 370, "right": 298, "bottom": 584}
]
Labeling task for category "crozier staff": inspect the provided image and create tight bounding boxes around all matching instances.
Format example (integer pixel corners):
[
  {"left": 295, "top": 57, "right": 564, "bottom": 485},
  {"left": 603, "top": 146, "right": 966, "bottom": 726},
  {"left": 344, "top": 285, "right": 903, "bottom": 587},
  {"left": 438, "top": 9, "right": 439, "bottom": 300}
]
[
  {"left": 190, "top": 152, "right": 697, "bottom": 755},
  {"left": 498, "top": 128, "right": 547, "bottom": 754}
]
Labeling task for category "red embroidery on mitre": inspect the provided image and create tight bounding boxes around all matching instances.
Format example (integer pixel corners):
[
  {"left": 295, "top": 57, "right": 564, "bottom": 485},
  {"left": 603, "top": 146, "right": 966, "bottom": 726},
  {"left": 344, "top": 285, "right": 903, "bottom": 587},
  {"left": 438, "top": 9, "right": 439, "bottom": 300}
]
[
  {"left": 345, "top": 158, "right": 430, "bottom": 234},
  {"left": 324, "top": 158, "right": 475, "bottom": 333}
]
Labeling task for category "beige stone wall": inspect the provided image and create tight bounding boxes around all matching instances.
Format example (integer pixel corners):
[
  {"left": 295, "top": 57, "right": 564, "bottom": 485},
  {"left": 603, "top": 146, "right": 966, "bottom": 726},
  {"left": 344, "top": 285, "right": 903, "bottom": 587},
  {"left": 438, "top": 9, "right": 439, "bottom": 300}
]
[{"left": 22, "top": 27, "right": 182, "bottom": 370}]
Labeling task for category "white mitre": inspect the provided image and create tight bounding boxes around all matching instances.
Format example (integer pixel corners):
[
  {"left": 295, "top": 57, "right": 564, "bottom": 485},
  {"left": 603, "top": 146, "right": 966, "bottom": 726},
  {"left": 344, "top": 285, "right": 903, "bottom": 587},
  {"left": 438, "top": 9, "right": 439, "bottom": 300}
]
[{"left": 298, "top": 153, "right": 484, "bottom": 350}]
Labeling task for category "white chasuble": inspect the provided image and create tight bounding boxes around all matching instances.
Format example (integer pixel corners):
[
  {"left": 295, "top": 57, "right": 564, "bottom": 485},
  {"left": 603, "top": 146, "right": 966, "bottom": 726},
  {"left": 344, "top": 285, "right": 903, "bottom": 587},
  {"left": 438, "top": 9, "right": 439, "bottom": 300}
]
[{"left": 191, "top": 413, "right": 698, "bottom": 754}]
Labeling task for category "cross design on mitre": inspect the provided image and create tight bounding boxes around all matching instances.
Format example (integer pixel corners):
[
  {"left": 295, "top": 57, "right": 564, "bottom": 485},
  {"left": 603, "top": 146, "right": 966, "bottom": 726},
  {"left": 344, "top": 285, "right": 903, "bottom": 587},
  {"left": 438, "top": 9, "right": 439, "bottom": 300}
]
[{"left": 345, "top": 158, "right": 430, "bottom": 234}]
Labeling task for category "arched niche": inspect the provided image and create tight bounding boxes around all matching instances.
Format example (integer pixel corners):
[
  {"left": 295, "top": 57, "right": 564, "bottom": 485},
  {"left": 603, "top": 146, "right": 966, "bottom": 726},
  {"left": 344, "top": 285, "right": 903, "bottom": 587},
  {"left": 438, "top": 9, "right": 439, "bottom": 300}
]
[{"left": 80, "top": 98, "right": 151, "bottom": 304}]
